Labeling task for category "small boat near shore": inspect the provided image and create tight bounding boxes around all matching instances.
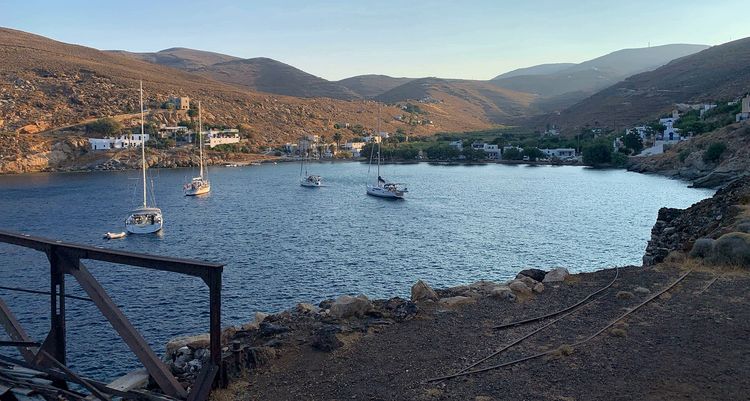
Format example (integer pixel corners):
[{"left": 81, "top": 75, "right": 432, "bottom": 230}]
[
  {"left": 103, "top": 231, "right": 126, "bottom": 239},
  {"left": 184, "top": 101, "right": 210, "bottom": 196}
]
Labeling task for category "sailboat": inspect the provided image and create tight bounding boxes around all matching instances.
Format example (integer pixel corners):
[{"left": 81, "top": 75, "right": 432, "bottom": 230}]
[
  {"left": 366, "top": 114, "right": 407, "bottom": 199},
  {"left": 126, "top": 81, "right": 163, "bottom": 234},
  {"left": 300, "top": 151, "right": 322, "bottom": 187},
  {"left": 184, "top": 101, "right": 211, "bottom": 196}
]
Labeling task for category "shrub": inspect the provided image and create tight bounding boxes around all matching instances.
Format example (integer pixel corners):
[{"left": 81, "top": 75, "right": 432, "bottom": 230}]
[
  {"left": 582, "top": 143, "right": 612, "bottom": 165},
  {"left": 709, "top": 232, "right": 750, "bottom": 267},
  {"left": 689, "top": 238, "right": 715, "bottom": 258},
  {"left": 678, "top": 149, "right": 692, "bottom": 162},
  {"left": 502, "top": 147, "right": 523, "bottom": 160},
  {"left": 86, "top": 118, "right": 122, "bottom": 136},
  {"left": 611, "top": 152, "right": 628, "bottom": 167},
  {"left": 703, "top": 142, "right": 727, "bottom": 163}
]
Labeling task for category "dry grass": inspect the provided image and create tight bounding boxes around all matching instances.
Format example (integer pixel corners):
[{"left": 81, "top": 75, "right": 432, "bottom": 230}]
[
  {"left": 616, "top": 291, "right": 634, "bottom": 300},
  {"left": 609, "top": 328, "right": 627, "bottom": 337}
]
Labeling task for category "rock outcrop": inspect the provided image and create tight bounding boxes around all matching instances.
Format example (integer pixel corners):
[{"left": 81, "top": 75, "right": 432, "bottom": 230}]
[{"left": 643, "top": 177, "right": 750, "bottom": 265}]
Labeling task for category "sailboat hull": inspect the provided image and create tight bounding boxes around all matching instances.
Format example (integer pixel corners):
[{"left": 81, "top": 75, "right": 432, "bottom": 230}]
[
  {"left": 185, "top": 182, "right": 211, "bottom": 196},
  {"left": 366, "top": 185, "right": 404, "bottom": 199},
  {"left": 126, "top": 207, "right": 163, "bottom": 234}
]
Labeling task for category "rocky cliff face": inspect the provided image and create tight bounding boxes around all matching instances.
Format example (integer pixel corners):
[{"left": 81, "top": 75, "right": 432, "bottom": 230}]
[
  {"left": 628, "top": 122, "right": 750, "bottom": 188},
  {"left": 643, "top": 177, "right": 750, "bottom": 265}
]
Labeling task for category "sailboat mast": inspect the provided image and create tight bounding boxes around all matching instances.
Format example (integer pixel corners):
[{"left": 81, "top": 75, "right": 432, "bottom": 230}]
[
  {"left": 198, "top": 100, "right": 204, "bottom": 178},
  {"left": 376, "top": 107, "right": 381, "bottom": 179},
  {"left": 140, "top": 80, "right": 147, "bottom": 208}
]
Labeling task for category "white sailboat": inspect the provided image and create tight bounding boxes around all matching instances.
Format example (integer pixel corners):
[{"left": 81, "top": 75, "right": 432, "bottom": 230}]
[
  {"left": 300, "top": 151, "right": 322, "bottom": 187},
  {"left": 184, "top": 101, "right": 211, "bottom": 196},
  {"left": 125, "top": 81, "right": 163, "bottom": 234},
  {"left": 366, "top": 112, "right": 407, "bottom": 199}
]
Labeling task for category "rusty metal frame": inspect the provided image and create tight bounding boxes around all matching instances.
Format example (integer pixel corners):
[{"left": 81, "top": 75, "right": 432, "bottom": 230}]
[{"left": 0, "top": 229, "right": 224, "bottom": 400}]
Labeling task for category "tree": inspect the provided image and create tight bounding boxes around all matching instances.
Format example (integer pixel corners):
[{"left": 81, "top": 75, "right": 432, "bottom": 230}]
[
  {"left": 86, "top": 118, "right": 122, "bottom": 136},
  {"left": 425, "top": 143, "right": 459, "bottom": 160},
  {"left": 502, "top": 147, "right": 523, "bottom": 160},
  {"left": 703, "top": 142, "right": 727, "bottom": 163},
  {"left": 187, "top": 108, "right": 198, "bottom": 118},
  {"left": 462, "top": 147, "right": 486, "bottom": 161},
  {"left": 582, "top": 143, "right": 612, "bottom": 165},
  {"left": 333, "top": 131, "right": 343, "bottom": 148},
  {"left": 622, "top": 132, "right": 644, "bottom": 154},
  {"left": 522, "top": 147, "right": 545, "bottom": 161}
]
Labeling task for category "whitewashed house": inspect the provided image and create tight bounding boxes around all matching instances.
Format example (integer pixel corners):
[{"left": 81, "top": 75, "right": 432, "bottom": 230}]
[
  {"left": 659, "top": 112, "right": 681, "bottom": 142},
  {"left": 627, "top": 126, "right": 650, "bottom": 140},
  {"left": 342, "top": 141, "right": 365, "bottom": 157},
  {"left": 448, "top": 140, "right": 463, "bottom": 151},
  {"left": 206, "top": 129, "right": 240, "bottom": 148},
  {"left": 541, "top": 148, "right": 576, "bottom": 159},
  {"left": 88, "top": 133, "right": 149, "bottom": 151}
]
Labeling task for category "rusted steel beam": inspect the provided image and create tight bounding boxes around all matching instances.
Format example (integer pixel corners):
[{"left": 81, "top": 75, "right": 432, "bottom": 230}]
[
  {"left": 37, "top": 349, "right": 112, "bottom": 401},
  {"left": 62, "top": 254, "right": 187, "bottom": 399},
  {"left": 48, "top": 246, "right": 66, "bottom": 366},
  {"left": 186, "top": 364, "right": 218, "bottom": 401},
  {"left": 0, "top": 297, "right": 38, "bottom": 362},
  {"left": 208, "top": 271, "right": 222, "bottom": 371},
  {"left": 0, "top": 230, "right": 222, "bottom": 280}
]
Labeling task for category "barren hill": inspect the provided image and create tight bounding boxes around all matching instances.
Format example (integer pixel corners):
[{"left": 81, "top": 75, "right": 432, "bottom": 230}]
[
  {"left": 375, "top": 78, "right": 537, "bottom": 124},
  {"left": 336, "top": 75, "right": 415, "bottom": 98},
  {"left": 107, "top": 47, "right": 240, "bottom": 70},
  {"left": 541, "top": 38, "right": 750, "bottom": 132},
  {"left": 491, "top": 44, "right": 709, "bottom": 113},
  {"left": 193, "top": 57, "right": 361, "bottom": 100},
  {"left": 0, "top": 27, "right": 493, "bottom": 146}
]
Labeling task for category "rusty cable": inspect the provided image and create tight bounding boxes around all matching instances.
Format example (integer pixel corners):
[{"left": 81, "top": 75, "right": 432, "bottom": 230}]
[{"left": 426, "top": 269, "right": 692, "bottom": 382}]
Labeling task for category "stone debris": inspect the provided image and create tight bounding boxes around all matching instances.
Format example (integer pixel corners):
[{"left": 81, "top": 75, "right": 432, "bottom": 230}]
[
  {"left": 439, "top": 296, "right": 476, "bottom": 307},
  {"left": 517, "top": 268, "right": 547, "bottom": 282},
  {"left": 508, "top": 280, "right": 533, "bottom": 296},
  {"left": 543, "top": 267, "right": 570, "bottom": 283},
  {"left": 411, "top": 280, "right": 439, "bottom": 302}
]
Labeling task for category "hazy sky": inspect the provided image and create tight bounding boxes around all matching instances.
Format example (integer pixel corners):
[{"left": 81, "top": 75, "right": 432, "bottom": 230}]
[{"left": 2, "top": 0, "right": 749, "bottom": 80}]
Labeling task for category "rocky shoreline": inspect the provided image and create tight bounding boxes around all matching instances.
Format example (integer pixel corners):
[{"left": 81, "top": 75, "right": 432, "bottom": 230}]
[{"left": 154, "top": 177, "right": 750, "bottom": 400}]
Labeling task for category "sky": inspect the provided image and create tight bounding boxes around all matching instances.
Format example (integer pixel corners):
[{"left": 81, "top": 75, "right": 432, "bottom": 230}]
[{"left": 2, "top": 0, "right": 749, "bottom": 81}]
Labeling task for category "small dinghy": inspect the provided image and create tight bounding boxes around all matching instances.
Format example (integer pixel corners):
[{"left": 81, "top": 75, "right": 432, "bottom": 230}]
[{"left": 104, "top": 231, "right": 127, "bottom": 240}]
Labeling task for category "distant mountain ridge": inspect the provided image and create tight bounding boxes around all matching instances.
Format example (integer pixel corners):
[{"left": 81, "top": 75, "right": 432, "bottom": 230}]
[
  {"left": 538, "top": 38, "right": 750, "bottom": 131},
  {"left": 490, "top": 44, "right": 709, "bottom": 111}
]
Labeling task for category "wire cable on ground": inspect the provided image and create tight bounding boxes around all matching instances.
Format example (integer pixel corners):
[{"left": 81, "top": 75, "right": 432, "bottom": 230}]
[
  {"left": 436, "top": 267, "right": 621, "bottom": 382},
  {"left": 493, "top": 267, "right": 620, "bottom": 330},
  {"left": 426, "top": 269, "right": 692, "bottom": 383}
]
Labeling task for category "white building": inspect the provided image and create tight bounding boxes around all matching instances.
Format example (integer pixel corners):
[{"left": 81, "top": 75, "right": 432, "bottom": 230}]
[
  {"left": 659, "top": 115, "right": 681, "bottom": 142},
  {"left": 283, "top": 143, "right": 299, "bottom": 154},
  {"left": 206, "top": 129, "right": 240, "bottom": 148},
  {"left": 482, "top": 144, "right": 500, "bottom": 159},
  {"left": 448, "top": 140, "right": 463, "bottom": 151},
  {"left": 88, "top": 133, "right": 150, "bottom": 151},
  {"left": 541, "top": 148, "right": 576, "bottom": 159},
  {"left": 157, "top": 124, "right": 189, "bottom": 139},
  {"left": 736, "top": 95, "right": 750, "bottom": 122},
  {"left": 342, "top": 141, "right": 365, "bottom": 157}
]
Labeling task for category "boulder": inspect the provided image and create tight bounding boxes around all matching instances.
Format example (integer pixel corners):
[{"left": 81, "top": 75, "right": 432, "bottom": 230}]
[
  {"left": 634, "top": 286, "right": 651, "bottom": 294},
  {"left": 329, "top": 295, "right": 373, "bottom": 319},
  {"left": 439, "top": 296, "right": 476, "bottom": 307},
  {"left": 411, "top": 280, "right": 439, "bottom": 302},
  {"left": 310, "top": 326, "right": 343, "bottom": 352},
  {"left": 255, "top": 312, "right": 269, "bottom": 324},
  {"left": 516, "top": 275, "right": 540, "bottom": 289},
  {"left": 165, "top": 334, "right": 209, "bottom": 357},
  {"left": 489, "top": 286, "right": 516, "bottom": 301},
  {"left": 297, "top": 303, "right": 320, "bottom": 314},
  {"left": 508, "top": 280, "right": 532, "bottom": 296},
  {"left": 516, "top": 268, "right": 547, "bottom": 282},
  {"left": 532, "top": 282, "right": 545, "bottom": 293},
  {"left": 543, "top": 267, "right": 570, "bottom": 283},
  {"left": 259, "top": 322, "right": 290, "bottom": 337}
]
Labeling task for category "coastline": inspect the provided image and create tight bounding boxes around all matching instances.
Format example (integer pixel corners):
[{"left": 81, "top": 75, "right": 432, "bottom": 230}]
[{"left": 160, "top": 176, "right": 750, "bottom": 400}]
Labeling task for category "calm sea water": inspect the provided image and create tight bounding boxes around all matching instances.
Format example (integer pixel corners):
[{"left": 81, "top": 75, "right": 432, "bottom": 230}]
[{"left": 0, "top": 162, "right": 713, "bottom": 379}]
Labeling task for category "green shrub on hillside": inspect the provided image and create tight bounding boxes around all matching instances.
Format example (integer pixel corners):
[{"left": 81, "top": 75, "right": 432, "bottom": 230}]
[
  {"left": 86, "top": 118, "right": 122, "bottom": 136},
  {"left": 703, "top": 142, "right": 727, "bottom": 163}
]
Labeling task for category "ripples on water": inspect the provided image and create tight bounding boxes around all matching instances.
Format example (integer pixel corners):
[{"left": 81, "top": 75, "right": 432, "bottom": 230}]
[{"left": 0, "top": 162, "right": 713, "bottom": 378}]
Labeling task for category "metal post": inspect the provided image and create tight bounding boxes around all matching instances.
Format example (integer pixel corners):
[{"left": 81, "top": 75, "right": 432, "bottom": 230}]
[
  {"left": 49, "top": 246, "right": 66, "bottom": 365},
  {"left": 208, "top": 271, "right": 222, "bottom": 377},
  {"left": 0, "top": 297, "right": 38, "bottom": 362}
]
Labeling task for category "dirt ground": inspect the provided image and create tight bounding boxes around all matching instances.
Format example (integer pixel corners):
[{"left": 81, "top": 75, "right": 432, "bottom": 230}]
[{"left": 217, "top": 264, "right": 750, "bottom": 401}]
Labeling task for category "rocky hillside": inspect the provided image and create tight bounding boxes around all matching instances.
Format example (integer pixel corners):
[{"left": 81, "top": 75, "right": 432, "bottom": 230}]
[
  {"left": 335, "top": 75, "right": 414, "bottom": 98},
  {"left": 0, "top": 28, "right": 499, "bottom": 167},
  {"left": 192, "top": 57, "right": 360, "bottom": 100},
  {"left": 375, "top": 78, "right": 537, "bottom": 123},
  {"left": 541, "top": 38, "right": 750, "bottom": 132},
  {"left": 107, "top": 47, "right": 240, "bottom": 70},
  {"left": 643, "top": 175, "right": 750, "bottom": 265},
  {"left": 629, "top": 122, "right": 750, "bottom": 188}
]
